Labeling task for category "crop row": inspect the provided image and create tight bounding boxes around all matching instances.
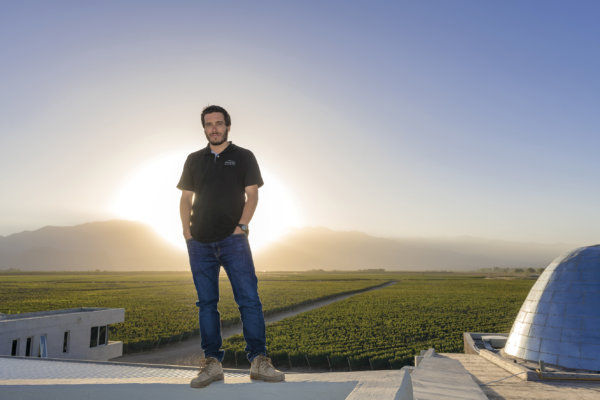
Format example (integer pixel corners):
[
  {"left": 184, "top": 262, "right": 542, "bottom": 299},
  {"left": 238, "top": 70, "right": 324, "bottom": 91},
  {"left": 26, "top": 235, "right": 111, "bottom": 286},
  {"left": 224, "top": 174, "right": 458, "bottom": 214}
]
[
  {"left": 222, "top": 276, "right": 534, "bottom": 369},
  {"left": 0, "top": 271, "right": 389, "bottom": 351}
]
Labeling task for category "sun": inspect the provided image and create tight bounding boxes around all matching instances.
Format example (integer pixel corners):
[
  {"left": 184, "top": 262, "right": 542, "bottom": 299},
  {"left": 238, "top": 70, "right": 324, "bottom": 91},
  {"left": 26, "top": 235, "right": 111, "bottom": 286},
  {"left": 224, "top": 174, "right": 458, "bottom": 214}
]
[{"left": 109, "top": 152, "right": 302, "bottom": 252}]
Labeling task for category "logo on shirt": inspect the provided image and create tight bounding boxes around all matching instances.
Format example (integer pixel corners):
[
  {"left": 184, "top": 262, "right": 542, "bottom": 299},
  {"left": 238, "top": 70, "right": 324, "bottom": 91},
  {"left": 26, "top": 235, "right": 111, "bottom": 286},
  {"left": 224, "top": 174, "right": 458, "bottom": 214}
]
[{"left": 224, "top": 160, "right": 236, "bottom": 167}]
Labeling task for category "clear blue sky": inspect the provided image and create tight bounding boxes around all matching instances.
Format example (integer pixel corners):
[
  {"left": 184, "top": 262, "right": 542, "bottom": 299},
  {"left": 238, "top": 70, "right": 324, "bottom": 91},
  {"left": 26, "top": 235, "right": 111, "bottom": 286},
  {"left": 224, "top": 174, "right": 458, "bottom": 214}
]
[{"left": 1, "top": 0, "right": 598, "bottom": 246}]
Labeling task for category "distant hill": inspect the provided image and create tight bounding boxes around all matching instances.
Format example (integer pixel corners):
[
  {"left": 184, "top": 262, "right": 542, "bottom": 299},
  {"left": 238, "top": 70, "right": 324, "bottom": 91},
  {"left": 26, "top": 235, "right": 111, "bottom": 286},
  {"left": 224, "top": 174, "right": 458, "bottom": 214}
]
[
  {"left": 0, "top": 220, "right": 188, "bottom": 271},
  {"left": 0, "top": 221, "right": 578, "bottom": 271},
  {"left": 253, "top": 227, "right": 576, "bottom": 271}
]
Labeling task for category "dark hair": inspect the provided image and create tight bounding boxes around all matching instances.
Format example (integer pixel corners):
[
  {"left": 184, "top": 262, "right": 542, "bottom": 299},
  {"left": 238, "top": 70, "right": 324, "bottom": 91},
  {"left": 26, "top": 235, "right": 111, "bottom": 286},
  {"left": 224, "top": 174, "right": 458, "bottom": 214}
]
[{"left": 201, "top": 105, "right": 231, "bottom": 127}]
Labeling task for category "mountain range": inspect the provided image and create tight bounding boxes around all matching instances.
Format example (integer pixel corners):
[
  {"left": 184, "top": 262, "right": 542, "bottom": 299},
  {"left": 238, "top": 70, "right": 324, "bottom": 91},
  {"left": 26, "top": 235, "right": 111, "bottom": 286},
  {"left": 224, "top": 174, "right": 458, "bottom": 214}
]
[
  {"left": 0, "top": 220, "right": 188, "bottom": 271},
  {"left": 254, "top": 227, "right": 574, "bottom": 271},
  {"left": 0, "top": 220, "right": 578, "bottom": 271}
]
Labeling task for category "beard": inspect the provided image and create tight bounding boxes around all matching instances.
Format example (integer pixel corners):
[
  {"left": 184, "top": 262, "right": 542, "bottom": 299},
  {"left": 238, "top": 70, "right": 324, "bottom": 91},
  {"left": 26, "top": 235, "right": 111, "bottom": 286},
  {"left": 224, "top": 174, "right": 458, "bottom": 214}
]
[{"left": 205, "top": 128, "right": 229, "bottom": 146}]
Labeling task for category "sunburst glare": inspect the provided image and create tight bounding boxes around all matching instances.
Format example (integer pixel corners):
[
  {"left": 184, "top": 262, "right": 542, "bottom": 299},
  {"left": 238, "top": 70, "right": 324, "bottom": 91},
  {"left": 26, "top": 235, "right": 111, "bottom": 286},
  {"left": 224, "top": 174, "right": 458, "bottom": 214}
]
[{"left": 110, "top": 152, "right": 302, "bottom": 252}]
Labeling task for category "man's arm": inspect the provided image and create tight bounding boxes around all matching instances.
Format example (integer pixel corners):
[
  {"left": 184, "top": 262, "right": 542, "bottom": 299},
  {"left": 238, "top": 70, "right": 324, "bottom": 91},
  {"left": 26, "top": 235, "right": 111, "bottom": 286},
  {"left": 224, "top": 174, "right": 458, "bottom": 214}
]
[
  {"left": 180, "top": 190, "right": 194, "bottom": 240},
  {"left": 234, "top": 184, "right": 259, "bottom": 234}
]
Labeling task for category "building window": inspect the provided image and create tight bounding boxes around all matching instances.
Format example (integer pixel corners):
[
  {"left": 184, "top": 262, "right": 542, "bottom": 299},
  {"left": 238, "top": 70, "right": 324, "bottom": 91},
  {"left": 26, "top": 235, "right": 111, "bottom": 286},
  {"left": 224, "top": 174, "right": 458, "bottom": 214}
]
[
  {"left": 25, "top": 337, "right": 33, "bottom": 357},
  {"left": 63, "top": 331, "right": 70, "bottom": 353},
  {"left": 90, "top": 325, "right": 108, "bottom": 348},
  {"left": 38, "top": 335, "right": 47, "bottom": 358},
  {"left": 11, "top": 339, "right": 19, "bottom": 356},
  {"left": 99, "top": 326, "right": 107, "bottom": 345},
  {"left": 90, "top": 326, "right": 99, "bottom": 348}
]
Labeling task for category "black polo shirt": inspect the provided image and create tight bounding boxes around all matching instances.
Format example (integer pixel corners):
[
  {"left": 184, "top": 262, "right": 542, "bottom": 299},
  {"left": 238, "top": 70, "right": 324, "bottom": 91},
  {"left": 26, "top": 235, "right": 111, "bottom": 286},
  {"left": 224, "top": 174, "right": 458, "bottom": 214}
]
[{"left": 177, "top": 142, "right": 264, "bottom": 243}]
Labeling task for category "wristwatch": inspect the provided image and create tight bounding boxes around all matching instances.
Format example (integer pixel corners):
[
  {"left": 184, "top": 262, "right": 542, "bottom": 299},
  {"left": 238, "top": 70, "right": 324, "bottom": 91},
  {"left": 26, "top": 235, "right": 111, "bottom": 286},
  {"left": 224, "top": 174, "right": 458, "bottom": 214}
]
[{"left": 237, "top": 224, "right": 249, "bottom": 234}]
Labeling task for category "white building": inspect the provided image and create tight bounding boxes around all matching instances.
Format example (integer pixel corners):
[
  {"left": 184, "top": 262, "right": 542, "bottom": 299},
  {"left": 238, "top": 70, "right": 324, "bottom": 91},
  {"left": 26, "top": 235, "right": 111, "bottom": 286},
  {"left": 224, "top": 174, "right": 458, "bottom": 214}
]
[{"left": 0, "top": 307, "right": 124, "bottom": 361}]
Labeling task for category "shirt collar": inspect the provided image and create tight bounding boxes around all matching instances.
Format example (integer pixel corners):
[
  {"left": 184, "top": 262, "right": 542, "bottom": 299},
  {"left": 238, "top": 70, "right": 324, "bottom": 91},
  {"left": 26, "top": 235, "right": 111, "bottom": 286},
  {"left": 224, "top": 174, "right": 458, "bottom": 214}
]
[{"left": 203, "top": 142, "right": 235, "bottom": 156}]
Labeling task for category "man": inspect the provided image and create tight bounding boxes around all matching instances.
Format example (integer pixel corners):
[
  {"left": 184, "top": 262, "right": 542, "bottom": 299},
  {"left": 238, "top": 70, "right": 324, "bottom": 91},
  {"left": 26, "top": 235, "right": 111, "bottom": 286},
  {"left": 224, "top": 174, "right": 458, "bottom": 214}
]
[{"left": 177, "top": 105, "right": 284, "bottom": 388}]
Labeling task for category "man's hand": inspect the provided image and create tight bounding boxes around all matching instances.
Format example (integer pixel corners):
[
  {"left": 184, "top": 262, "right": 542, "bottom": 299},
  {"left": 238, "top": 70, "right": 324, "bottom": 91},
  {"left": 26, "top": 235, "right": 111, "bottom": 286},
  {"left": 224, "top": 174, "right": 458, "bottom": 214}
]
[{"left": 233, "top": 226, "right": 245, "bottom": 235}]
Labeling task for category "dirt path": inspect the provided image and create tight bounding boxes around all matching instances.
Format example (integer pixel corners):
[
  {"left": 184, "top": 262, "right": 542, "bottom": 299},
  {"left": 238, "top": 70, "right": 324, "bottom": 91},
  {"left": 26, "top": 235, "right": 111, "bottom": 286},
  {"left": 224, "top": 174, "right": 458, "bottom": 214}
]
[{"left": 113, "top": 280, "right": 396, "bottom": 366}]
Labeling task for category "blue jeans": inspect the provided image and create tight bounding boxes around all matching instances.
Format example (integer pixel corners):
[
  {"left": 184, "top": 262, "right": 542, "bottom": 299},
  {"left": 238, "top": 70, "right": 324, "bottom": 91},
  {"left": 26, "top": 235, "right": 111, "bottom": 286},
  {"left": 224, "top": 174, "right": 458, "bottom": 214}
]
[{"left": 186, "top": 233, "right": 266, "bottom": 362}]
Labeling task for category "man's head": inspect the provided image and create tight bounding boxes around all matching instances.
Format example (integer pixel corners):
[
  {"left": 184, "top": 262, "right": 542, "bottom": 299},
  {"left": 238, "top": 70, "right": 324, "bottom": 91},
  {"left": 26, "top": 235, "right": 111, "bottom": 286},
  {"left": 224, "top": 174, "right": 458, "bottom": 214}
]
[
  {"left": 201, "top": 105, "right": 231, "bottom": 127},
  {"left": 201, "top": 105, "right": 231, "bottom": 146}
]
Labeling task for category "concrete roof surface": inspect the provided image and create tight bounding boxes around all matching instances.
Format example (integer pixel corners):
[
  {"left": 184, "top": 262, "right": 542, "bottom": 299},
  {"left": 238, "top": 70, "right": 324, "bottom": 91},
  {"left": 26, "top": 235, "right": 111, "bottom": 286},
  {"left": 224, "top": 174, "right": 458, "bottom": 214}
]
[
  {"left": 444, "top": 353, "right": 600, "bottom": 400},
  {"left": 0, "top": 357, "right": 405, "bottom": 400},
  {"left": 2, "top": 353, "right": 600, "bottom": 400}
]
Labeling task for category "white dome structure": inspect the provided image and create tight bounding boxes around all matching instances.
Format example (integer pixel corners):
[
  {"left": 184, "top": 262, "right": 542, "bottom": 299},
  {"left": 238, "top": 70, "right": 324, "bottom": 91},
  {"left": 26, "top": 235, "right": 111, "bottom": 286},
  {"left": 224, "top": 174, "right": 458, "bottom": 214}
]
[{"left": 503, "top": 245, "right": 600, "bottom": 371}]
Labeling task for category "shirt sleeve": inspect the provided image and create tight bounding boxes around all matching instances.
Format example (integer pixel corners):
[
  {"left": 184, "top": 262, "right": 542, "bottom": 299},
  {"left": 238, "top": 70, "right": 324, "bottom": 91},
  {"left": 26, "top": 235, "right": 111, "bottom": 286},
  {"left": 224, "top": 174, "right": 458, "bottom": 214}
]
[
  {"left": 176, "top": 155, "right": 195, "bottom": 191},
  {"left": 244, "top": 151, "right": 264, "bottom": 188}
]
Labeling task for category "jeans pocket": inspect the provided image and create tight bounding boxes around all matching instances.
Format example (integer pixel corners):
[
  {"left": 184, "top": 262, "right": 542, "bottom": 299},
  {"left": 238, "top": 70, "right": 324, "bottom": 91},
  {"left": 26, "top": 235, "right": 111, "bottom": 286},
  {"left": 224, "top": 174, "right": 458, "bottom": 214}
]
[{"left": 185, "top": 238, "right": 195, "bottom": 249}]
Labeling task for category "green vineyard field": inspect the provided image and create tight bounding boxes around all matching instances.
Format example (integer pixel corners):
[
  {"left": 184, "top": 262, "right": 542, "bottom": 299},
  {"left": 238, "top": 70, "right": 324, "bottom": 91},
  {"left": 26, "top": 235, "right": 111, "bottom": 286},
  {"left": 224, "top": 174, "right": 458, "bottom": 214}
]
[
  {"left": 222, "top": 274, "right": 534, "bottom": 369},
  {"left": 1, "top": 271, "right": 534, "bottom": 367},
  {"left": 0, "top": 271, "right": 389, "bottom": 351}
]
